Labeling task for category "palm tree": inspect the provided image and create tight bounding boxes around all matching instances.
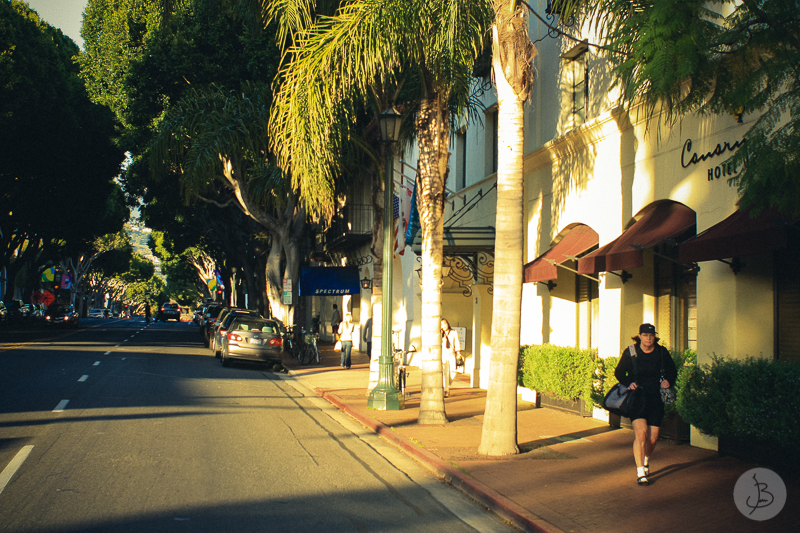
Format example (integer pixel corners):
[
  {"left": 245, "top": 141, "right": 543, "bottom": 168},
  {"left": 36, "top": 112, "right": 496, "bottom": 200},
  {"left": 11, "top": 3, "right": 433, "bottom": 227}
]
[
  {"left": 266, "top": 0, "right": 493, "bottom": 423},
  {"left": 478, "top": 1, "right": 536, "bottom": 455}
]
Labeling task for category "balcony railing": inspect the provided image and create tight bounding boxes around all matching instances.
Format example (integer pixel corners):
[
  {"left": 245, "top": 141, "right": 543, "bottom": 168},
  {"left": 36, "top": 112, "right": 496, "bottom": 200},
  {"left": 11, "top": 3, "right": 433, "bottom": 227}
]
[{"left": 325, "top": 204, "right": 373, "bottom": 251}]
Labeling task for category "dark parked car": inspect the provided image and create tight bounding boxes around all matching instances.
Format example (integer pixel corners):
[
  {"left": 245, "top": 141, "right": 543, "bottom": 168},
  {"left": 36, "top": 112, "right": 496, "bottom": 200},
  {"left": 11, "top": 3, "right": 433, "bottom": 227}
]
[
  {"left": 2, "top": 300, "right": 25, "bottom": 324},
  {"left": 220, "top": 317, "right": 283, "bottom": 367},
  {"left": 44, "top": 304, "right": 79, "bottom": 328},
  {"left": 202, "top": 304, "right": 225, "bottom": 346},
  {"left": 211, "top": 309, "right": 261, "bottom": 357},
  {"left": 156, "top": 302, "right": 181, "bottom": 322}
]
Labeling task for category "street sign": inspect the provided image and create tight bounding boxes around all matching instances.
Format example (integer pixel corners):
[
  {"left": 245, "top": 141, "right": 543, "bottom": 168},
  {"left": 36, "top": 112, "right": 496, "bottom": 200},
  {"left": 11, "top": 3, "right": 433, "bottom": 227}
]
[
  {"left": 41, "top": 290, "right": 55, "bottom": 307},
  {"left": 282, "top": 278, "right": 292, "bottom": 305}
]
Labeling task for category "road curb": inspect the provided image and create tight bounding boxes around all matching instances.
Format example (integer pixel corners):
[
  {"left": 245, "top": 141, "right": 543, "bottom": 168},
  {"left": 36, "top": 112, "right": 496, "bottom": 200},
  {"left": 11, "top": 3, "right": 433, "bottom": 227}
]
[{"left": 317, "top": 389, "right": 562, "bottom": 533}]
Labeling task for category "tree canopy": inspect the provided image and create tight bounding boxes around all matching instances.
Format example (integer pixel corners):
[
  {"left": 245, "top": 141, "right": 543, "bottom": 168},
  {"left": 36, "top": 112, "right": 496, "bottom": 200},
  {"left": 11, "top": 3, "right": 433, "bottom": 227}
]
[{"left": 0, "top": 0, "right": 127, "bottom": 298}]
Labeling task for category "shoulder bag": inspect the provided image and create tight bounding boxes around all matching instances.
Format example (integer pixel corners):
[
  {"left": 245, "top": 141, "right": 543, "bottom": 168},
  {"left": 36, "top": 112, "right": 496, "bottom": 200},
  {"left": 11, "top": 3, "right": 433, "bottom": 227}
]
[
  {"left": 603, "top": 344, "right": 647, "bottom": 419},
  {"left": 660, "top": 348, "right": 677, "bottom": 404}
]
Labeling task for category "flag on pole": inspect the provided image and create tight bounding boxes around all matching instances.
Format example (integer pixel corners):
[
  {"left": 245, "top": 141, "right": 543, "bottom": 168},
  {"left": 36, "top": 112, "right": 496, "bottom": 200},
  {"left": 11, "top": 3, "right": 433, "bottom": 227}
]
[
  {"left": 393, "top": 185, "right": 412, "bottom": 256},
  {"left": 405, "top": 182, "right": 420, "bottom": 248}
]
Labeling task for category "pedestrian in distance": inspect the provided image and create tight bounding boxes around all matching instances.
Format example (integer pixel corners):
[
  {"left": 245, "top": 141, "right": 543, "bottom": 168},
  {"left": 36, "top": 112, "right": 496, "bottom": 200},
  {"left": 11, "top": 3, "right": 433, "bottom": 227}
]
[
  {"left": 614, "top": 323, "right": 678, "bottom": 486},
  {"left": 331, "top": 304, "right": 342, "bottom": 342},
  {"left": 144, "top": 304, "right": 151, "bottom": 323},
  {"left": 440, "top": 318, "right": 462, "bottom": 397},
  {"left": 338, "top": 314, "right": 355, "bottom": 369},
  {"left": 363, "top": 315, "right": 372, "bottom": 360}
]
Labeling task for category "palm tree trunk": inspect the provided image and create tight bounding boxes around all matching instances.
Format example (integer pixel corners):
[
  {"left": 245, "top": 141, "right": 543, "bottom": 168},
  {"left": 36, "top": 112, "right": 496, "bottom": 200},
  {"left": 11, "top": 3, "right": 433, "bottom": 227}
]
[
  {"left": 416, "top": 94, "right": 450, "bottom": 424},
  {"left": 479, "top": 11, "right": 534, "bottom": 455}
]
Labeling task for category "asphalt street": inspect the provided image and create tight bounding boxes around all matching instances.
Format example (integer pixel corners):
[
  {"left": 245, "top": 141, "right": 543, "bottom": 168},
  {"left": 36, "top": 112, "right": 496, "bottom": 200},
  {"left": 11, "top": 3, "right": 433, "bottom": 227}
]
[{"left": 0, "top": 318, "right": 512, "bottom": 533}]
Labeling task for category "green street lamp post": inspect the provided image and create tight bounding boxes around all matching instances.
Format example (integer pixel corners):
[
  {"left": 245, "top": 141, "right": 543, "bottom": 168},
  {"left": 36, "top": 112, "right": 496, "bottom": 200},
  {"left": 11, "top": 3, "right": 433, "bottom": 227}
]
[{"left": 368, "top": 107, "right": 404, "bottom": 410}]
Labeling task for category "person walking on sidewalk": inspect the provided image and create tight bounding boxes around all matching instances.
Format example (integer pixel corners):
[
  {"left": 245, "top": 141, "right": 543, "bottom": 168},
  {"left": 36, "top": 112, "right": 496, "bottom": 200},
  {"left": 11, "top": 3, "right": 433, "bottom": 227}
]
[
  {"left": 441, "top": 318, "right": 461, "bottom": 397},
  {"left": 339, "top": 314, "right": 355, "bottom": 369},
  {"left": 331, "top": 304, "right": 342, "bottom": 342},
  {"left": 363, "top": 315, "right": 372, "bottom": 360},
  {"left": 614, "top": 323, "right": 678, "bottom": 486}
]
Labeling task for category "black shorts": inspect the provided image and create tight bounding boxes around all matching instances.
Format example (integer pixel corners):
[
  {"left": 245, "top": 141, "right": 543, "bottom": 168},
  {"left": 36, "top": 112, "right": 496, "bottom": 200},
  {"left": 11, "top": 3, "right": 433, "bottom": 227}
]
[
  {"left": 631, "top": 393, "right": 665, "bottom": 427},
  {"left": 332, "top": 324, "right": 339, "bottom": 334}
]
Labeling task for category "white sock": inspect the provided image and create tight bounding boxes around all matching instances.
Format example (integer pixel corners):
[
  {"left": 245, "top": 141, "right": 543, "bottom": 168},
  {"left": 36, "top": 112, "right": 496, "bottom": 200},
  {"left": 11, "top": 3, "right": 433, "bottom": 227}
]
[{"left": 637, "top": 466, "right": 646, "bottom": 478}]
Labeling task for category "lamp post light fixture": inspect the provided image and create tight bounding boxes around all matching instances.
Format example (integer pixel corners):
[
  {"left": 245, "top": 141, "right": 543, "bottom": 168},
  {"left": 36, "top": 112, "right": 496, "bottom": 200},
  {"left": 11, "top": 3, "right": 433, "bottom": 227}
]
[
  {"left": 360, "top": 276, "right": 372, "bottom": 290},
  {"left": 369, "top": 107, "right": 405, "bottom": 411}
]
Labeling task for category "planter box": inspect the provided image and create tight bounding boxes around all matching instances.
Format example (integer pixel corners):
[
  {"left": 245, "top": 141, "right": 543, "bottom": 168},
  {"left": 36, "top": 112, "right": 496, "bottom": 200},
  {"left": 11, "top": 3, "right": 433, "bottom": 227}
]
[
  {"left": 537, "top": 393, "right": 592, "bottom": 417},
  {"left": 607, "top": 412, "right": 689, "bottom": 443},
  {"left": 659, "top": 412, "right": 690, "bottom": 442},
  {"left": 719, "top": 435, "right": 799, "bottom": 476}
]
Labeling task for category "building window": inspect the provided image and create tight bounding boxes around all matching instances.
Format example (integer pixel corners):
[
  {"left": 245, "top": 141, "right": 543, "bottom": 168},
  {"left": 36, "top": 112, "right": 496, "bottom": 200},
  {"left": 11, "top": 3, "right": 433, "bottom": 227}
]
[
  {"left": 561, "top": 41, "right": 590, "bottom": 130},
  {"left": 455, "top": 129, "right": 467, "bottom": 190},
  {"left": 577, "top": 274, "right": 599, "bottom": 350},
  {"left": 776, "top": 243, "right": 800, "bottom": 361},
  {"left": 485, "top": 107, "right": 498, "bottom": 176},
  {"left": 569, "top": 54, "right": 588, "bottom": 126},
  {"left": 655, "top": 255, "right": 697, "bottom": 352}
]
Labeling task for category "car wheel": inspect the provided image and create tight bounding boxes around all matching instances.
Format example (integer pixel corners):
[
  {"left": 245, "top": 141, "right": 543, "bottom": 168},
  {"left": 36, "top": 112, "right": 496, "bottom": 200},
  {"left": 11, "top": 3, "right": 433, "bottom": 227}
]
[{"left": 221, "top": 349, "right": 230, "bottom": 367}]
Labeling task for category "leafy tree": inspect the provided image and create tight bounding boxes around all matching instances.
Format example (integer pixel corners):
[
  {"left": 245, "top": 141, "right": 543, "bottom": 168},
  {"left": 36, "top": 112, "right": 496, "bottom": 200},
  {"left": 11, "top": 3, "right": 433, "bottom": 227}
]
[
  {"left": 150, "top": 83, "right": 304, "bottom": 320},
  {"left": 0, "top": 0, "right": 126, "bottom": 299},
  {"left": 586, "top": 0, "right": 800, "bottom": 214},
  {"left": 80, "top": 0, "right": 281, "bottom": 315}
]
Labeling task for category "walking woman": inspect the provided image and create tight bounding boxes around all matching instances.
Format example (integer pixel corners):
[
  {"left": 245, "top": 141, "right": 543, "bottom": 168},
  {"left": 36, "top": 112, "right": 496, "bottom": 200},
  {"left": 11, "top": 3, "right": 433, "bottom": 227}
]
[
  {"left": 339, "top": 314, "right": 355, "bottom": 369},
  {"left": 440, "top": 318, "right": 461, "bottom": 396},
  {"left": 614, "top": 323, "right": 678, "bottom": 485}
]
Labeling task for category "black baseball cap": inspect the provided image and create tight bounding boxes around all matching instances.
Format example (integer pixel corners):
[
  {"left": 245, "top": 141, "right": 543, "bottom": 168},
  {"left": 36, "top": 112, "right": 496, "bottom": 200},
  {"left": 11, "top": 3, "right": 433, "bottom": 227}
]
[{"left": 639, "top": 323, "right": 656, "bottom": 334}]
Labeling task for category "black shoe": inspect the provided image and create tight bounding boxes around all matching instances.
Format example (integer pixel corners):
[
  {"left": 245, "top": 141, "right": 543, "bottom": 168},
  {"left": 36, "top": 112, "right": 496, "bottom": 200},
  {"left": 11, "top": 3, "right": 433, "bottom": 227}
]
[{"left": 637, "top": 476, "right": 649, "bottom": 486}]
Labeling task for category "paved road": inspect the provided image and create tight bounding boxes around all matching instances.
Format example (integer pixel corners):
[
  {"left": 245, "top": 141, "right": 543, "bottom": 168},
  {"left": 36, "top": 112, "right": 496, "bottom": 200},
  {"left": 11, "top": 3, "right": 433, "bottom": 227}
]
[{"left": 0, "top": 319, "right": 511, "bottom": 532}]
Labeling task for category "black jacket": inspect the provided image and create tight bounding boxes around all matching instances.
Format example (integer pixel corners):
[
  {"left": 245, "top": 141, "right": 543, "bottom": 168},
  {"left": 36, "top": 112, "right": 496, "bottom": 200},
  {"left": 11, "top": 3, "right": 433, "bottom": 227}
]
[{"left": 614, "top": 343, "right": 678, "bottom": 395}]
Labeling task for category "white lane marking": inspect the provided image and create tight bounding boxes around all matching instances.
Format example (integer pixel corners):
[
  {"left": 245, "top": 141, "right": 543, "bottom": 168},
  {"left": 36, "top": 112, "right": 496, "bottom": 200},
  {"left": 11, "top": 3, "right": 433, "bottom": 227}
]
[
  {"left": 0, "top": 445, "right": 34, "bottom": 495},
  {"left": 53, "top": 400, "right": 69, "bottom": 412},
  {"left": 115, "top": 345, "right": 120, "bottom": 347},
  {"left": 123, "top": 339, "right": 128, "bottom": 342},
  {"left": 93, "top": 361, "right": 100, "bottom": 366},
  {"left": 104, "top": 351, "right": 111, "bottom": 355},
  {"left": 78, "top": 375, "right": 89, "bottom": 382},
  {"left": 121, "top": 357, "right": 126, "bottom": 361},
  {"left": 130, "top": 335, "right": 135, "bottom": 338}
]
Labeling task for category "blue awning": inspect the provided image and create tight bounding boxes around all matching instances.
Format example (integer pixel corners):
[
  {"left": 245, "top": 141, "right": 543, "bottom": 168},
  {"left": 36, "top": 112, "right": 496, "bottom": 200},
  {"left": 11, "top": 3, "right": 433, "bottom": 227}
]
[{"left": 299, "top": 267, "right": 361, "bottom": 296}]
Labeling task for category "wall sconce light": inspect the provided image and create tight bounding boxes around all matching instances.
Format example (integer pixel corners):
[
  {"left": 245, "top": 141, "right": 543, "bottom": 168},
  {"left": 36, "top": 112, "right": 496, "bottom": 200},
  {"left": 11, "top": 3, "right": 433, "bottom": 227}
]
[{"left": 360, "top": 276, "right": 372, "bottom": 290}]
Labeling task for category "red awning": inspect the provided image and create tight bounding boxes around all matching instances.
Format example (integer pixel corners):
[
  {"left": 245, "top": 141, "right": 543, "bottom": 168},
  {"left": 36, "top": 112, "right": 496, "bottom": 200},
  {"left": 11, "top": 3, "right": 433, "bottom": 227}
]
[
  {"left": 523, "top": 224, "right": 599, "bottom": 283},
  {"left": 678, "top": 207, "right": 798, "bottom": 263},
  {"left": 577, "top": 201, "right": 696, "bottom": 274}
]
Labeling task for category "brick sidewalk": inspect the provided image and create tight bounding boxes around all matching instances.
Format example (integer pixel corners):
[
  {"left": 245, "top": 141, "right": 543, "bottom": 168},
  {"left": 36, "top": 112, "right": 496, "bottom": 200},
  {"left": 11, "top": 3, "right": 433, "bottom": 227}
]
[{"left": 284, "top": 343, "right": 797, "bottom": 533}]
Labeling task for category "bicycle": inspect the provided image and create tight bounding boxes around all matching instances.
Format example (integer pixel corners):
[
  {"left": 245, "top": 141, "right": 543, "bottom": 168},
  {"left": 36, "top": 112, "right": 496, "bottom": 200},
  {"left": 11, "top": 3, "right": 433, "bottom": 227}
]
[
  {"left": 391, "top": 331, "right": 416, "bottom": 397},
  {"left": 298, "top": 330, "right": 320, "bottom": 366}
]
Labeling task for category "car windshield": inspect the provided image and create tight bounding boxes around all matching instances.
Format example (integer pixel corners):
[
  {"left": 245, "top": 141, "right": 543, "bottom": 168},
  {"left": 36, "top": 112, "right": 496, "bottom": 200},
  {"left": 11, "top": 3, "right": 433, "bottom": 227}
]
[
  {"left": 49, "top": 305, "right": 72, "bottom": 314},
  {"left": 206, "top": 307, "right": 223, "bottom": 318},
  {"left": 224, "top": 311, "right": 258, "bottom": 326},
  {"left": 163, "top": 303, "right": 178, "bottom": 309},
  {"left": 232, "top": 319, "right": 276, "bottom": 333}
]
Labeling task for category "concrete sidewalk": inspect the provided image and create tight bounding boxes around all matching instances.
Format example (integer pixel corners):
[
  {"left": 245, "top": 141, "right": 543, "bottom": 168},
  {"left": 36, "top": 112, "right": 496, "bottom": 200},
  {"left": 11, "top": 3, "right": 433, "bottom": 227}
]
[{"left": 283, "top": 343, "right": 797, "bottom": 533}]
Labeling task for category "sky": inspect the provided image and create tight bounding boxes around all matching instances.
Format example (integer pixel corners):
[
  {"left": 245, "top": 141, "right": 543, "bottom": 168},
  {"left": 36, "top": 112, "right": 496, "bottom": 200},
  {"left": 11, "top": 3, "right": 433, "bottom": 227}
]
[{"left": 24, "top": 0, "right": 89, "bottom": 49}]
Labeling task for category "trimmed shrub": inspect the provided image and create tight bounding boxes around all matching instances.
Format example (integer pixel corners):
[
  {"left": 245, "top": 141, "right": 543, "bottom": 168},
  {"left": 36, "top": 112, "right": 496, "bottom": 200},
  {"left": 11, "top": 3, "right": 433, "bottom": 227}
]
[
  {"left": 519, "top": 344, "right": 598, "bottom": 407},
  {"left": 677, "top": 356, "right": 800, "bottom": 451}
]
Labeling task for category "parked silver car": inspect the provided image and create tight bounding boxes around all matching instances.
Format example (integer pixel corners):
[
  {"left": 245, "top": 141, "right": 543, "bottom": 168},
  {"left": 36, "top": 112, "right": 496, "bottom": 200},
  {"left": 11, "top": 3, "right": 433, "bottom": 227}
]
[
  {"left": 211, "top": 309, "right": 261, "bottom": 357},
  {"left": 220, "top": 317, "right": 283, "bottom": 367}
]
